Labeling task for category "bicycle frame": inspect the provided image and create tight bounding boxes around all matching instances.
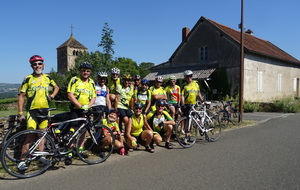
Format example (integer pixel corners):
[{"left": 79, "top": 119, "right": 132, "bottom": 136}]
[{"left": 186, "top": 103, "right": 214, "bottom": 133}]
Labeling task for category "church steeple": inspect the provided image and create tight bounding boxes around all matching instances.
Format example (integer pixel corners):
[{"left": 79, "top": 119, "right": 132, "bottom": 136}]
[{"left": 56, "top": 26, "right": 88, "bottom": 74}]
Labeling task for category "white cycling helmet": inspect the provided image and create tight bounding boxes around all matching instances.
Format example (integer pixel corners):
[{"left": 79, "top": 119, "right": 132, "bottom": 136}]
[
  {"left": 111, "top": 67, "right": 120, "bottom": 75},
  {"left": 184, "top": 70, "right": 193, "bottom": 76},
  {"left": 97, "top": 71, "right": 108, "bottom": 77},
  {"left": 155, "top": 76, "right": 164, "bottom": 82}
]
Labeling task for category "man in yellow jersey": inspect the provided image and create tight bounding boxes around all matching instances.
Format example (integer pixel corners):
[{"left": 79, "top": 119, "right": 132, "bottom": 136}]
[
  {"left": 181, "top": 70, "right": 204, "bottom": 110},
  {"left": 67, "top": 62, "right": 96, "bottom": 157},
  {"left": 181, "top": 70, "right": 204, "bottom": 143},
  {"left": 149, "top": 76, "right": 167, "bottom": 111},
  {"left": 17, "top": 55, "right": 59, "bottom": 170}
]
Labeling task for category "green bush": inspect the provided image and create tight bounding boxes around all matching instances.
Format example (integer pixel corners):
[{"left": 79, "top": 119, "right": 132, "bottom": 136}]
[
  {"left": 243, "top": 101, "right": 259, "bottom": 112},
  {"left": 0, "top": 98, "right": 18, "bottom": 104},
  {"left": 272, "top": 98, "right": 300, "bottom": 113}
]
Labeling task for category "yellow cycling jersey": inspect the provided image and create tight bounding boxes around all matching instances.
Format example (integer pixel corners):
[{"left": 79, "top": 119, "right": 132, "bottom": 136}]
[
  {"left": 116, "top": 84, "right": 134, "bottom": 109},
  {"left": 146, "top": 110, "right": 173, "bottom": 132},
  {"left": 101, "top": 118, "right": 120, "bottom": 132},
  {"left": 130, "top": 114, "right": 144, "bottom": 136},
  {"left": 20, "top": 73, "right": 57, "bottom": 110},
  {"left": 181, "top": 80, "right": 200, "bottom": 105},
  {"left": 134, "top": 89, "right": 151, "bottom": 105},
  {"left": 108, "top": 78, "right": 120, "bottom": 94},
  {"left": 67, "top": 76, "right": 96, "bottom": 109}
]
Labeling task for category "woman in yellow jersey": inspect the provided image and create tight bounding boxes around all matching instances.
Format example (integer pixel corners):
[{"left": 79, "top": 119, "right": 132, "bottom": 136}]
[{"left": 125, "top": 102, "right": 154, "bottom": 153}]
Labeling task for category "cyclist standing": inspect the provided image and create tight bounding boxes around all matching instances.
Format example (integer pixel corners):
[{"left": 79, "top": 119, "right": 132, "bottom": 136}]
[
  {"left": 92, "top": 71, "right": 111, "bottom": 122},
  {"left": 181, "top": 70, "right": 204, "bottom": 113},
  {"left": 17, "top": 55, "right": 59, "bottom": 170},
  {"left": 108, "top": 67, "right": 121, "bottom": 104},
  {"left": 149, "top": 76, "right": 167, "bottom": 111},
  {"left": 134, "top": 79, "right": 151, "bottom": 114},
  {"left": 115, "top": 74, "right": 134, "bottom": 132},
  {"left": 165, "top": 75, "right": 181, "bottom": 120},
  {"left": 67, "top": 62, "right": 96, "bottom": 157},
  {"left": 180, "top": 70, "right": 204, "bottom": 141}
]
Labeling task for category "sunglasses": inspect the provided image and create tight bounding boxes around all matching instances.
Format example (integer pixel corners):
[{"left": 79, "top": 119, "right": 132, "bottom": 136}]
[
  {"left": 135, "top": 107, "right": 143, "bottom": 110},
  {"left": 31, "top": 62, "right": 43, "bottom": 66},
  {"left": 99, "top": 77, "right": 107, "bottom": 80},
  {"left": 81, "top": 69, "right": 91, "bottom": 73}
]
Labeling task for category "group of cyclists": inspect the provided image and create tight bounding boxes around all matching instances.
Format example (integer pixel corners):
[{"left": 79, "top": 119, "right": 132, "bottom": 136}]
[{"left": 15, "top": 54, "right": 204, "bottom": 171}]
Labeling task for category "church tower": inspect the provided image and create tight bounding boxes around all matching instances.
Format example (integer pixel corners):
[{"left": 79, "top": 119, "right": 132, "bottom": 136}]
[{"left": 57, "top": 34, "right": 88, "bottom": 74}]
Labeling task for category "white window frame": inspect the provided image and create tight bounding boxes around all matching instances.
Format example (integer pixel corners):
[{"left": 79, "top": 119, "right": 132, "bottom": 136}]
[
  {"left": 293, "top": 78, "right": 297, "bottom": 92},
  {"left": 277, "top": 74, "right": 282, "bottom": 92}
]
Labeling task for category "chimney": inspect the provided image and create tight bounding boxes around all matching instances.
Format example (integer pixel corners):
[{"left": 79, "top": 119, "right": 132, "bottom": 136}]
[
  {"left": 245, "top": 29, "right": 254, "bottom": 35},
  {"left": 182, "top": 27, "right": 190, "bottom": 42}
]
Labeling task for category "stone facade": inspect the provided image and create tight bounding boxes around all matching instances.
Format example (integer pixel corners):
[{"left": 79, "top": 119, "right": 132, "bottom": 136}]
[{"left": 57, "top": 35, "right": 88, "bottom": 74}]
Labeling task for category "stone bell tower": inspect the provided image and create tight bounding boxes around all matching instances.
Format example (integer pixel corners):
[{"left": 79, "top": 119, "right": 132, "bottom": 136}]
[{"left": 57, "top": 30, "right": 88, "bottom": 74}]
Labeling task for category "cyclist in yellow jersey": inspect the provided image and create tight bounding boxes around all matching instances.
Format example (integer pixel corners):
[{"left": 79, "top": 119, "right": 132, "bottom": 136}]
[
  {"left": 180, "top": 70, "right": 204, "bottom": 143},
  {"left": 147, "top": 100, "right": 175, "bottom": 149},
  {"left": 149, "top": 76, "right": 167, "bottom": 111},
  {"left": 134, "top": 79, "right": 151, "bottom": 114},
  {"left": 115, "top": 74, "right": 134, "bottom": 132},
  {"left": 108, "top": 67, "right": 121, "bottom": 104},
  {"left": 181, "top": 70, "right": 204, "bottom": 111},
  {"left": 67, "top": 62, "right": 96, "bottom": 158},
  {"left": 17, "top": 55, "right": 59, "bottom": 171},
  {"left": 100, "top": 109, "right": 125, "bottom": 156},
  {"left": 125, "top": 102, "right": 154, "bottom": 153}
]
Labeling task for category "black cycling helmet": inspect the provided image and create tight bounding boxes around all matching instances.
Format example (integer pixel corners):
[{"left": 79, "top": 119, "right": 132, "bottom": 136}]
[
  {"left": 79, "top": 62, "right": 92, "bottom": 69},
  {"left": 156, "top": 99, "right": 166, "bottom": 106},
  {"left": 134, "top": 102, "right": 144, "bottom": 109},
  {"left": 108, "top": 109, "right": 119, "bottom": 116},
  {"left": 29, "top": 55, "right": 44, "bottom": 64}
]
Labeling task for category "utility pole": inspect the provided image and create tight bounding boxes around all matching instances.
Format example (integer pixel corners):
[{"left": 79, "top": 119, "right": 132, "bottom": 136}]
[{"left": 239, "top": 0, "right": 244, "bottom": 122}]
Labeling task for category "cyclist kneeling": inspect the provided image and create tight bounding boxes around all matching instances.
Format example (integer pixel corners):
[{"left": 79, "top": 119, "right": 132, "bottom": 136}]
[{"left": 146, "top": 100, "right": 175, "bottom": 149}]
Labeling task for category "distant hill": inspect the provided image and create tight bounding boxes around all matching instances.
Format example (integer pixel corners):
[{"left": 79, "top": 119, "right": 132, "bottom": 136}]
[{"left": 0, "top": 83, "right": 20, "bottom": 99}]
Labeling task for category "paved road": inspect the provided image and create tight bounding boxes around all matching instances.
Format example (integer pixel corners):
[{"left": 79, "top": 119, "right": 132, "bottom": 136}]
[{"left": 1, "top": 113, "right": 299, "bottom": 190}]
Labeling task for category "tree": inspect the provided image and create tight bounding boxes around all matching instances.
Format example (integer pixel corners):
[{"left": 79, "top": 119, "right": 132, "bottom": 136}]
[
  {"left": 98, "top": 22, "right": 115, "bottom": 64},
  {"left": 139, "top": 62, "right": 154, "bottom": 78}
]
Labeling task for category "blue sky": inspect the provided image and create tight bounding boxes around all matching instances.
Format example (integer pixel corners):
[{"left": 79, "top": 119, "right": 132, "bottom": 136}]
[{"left": 1, "top": 0, "right": 299, "bottom": 84}]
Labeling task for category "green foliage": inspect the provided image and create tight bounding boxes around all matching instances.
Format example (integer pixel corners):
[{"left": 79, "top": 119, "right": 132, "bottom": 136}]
[
  {"left": 98, "top": 22, "right": 115, "bottom": 62},
  {"left": 0, "top": 98, "right": 18, "bottom": 104},
  {"left": 243, "top": 101, "right": 259, "bottom": 112},
  {"left": 272, "top": 98, "right": 300, "bottom": 113}
]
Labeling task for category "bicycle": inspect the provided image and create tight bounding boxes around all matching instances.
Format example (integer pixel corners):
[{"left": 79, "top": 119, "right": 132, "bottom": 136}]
[
  {"left": 0, "top": 108, "right": 115, "bottom": 178},
  {"left": 219, "top": 100, "right": 241, "bottom": 128},
  {"left": 174, "top": 102, "right": 222, "bottom": 148}
]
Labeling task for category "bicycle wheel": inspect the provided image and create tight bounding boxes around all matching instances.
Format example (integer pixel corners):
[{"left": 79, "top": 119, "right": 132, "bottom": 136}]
[
  {"left": 76, "top": 125, "right": 115, "bottom": 164},
  {"left": 0, "top": 130, "right": 55, "bottom": 178},
  {"left": 230, "top": 109, "right": 241, "bottom": 125},
  {"left": 204, "top": 114, "right": 222, "bottom": 142},
  {"left": 174, "top": 117, "right": 198, "bottom": 148}
]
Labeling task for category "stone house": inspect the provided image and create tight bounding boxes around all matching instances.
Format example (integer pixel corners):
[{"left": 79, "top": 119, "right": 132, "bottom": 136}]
[{"left": 145, "top": 16, "right": 300, "bottom": 102}]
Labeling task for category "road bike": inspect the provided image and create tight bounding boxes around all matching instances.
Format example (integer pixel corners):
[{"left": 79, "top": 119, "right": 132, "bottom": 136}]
[
  {"left": 174, "top": 102, "right": 222, "bottom": 148},
  {"left": 219, "top": 100, "right": 241, "bottom": 128},
  {"left": 0, "top": 108, "right": 115, "bottom": 178}
]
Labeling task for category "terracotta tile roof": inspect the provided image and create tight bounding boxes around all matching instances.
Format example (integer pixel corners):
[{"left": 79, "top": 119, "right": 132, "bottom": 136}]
[
  {"left": 57, "top": 35, "right": 87, "bottom": 49},
  {"left": 207, "top": 18, "right": 300, "bottom": 64}
]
